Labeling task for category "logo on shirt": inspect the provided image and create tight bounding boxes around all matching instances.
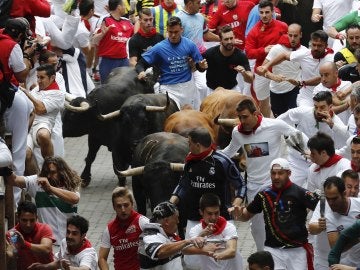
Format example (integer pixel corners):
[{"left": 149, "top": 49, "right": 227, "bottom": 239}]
[
  {"left": 244, "top": 142, "right": 269, "bottom": 158},
  {"left": 209, "top": 167, "right": 215, "bottom": 175},
  {"left": 232, "top": 14, "right": 238, "bottom": 20},
  {"left": 125, "top": 225, "right": 137, "bottom": 234}
]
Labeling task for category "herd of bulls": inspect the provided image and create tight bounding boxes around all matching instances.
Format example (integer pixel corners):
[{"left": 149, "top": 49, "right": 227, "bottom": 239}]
[{"left": 62, "top": 67, "right": 255, "bottom": 216}]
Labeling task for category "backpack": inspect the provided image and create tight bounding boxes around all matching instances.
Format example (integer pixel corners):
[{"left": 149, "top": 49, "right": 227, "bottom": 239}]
[{"left": 0, "top": 0, "right": 13, "bottom": 29}]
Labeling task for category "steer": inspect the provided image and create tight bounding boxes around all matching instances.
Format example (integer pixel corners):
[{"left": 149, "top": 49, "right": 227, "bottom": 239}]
[
  {"left": 118, "top": 132, "right": 188, "bottom": 237},
  {"left": 119, "top": 132, "right": 187, "bottom": 215},
  {"left": 163, "top": 109, "right": 217, "bottom": 142},
  {"left": 101, "top": 93, "right": 179, "bottom": 185},
  {"left": 62, "top": 67, "right": 155, "bottom": 187},
  {"left": 200, "top": 87, "right": 257, "bottom": 149}
]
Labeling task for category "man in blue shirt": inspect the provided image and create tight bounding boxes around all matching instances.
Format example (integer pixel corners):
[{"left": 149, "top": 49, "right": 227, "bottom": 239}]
[{"left": 136, "top": 16, "right": 207, "bottom": 110}]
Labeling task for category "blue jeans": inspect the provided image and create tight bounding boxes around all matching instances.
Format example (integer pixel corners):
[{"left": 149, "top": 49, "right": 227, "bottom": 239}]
[{"left": 99, "top": 57, "right": 129, "bottom": 83}]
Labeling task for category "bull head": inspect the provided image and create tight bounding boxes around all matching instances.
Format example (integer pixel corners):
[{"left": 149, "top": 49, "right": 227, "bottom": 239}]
[
  {"left": 214, "top": 114, "right": 239, "bottom": 127},
  {"left": 145, "top": 92, "right": 170, "bottom": 112},
  {"left": 118, "top": 162, "right": 184, "bottom": 177},
  {"left": 64, "top": 94, "right": 91, "bottom": 112}
]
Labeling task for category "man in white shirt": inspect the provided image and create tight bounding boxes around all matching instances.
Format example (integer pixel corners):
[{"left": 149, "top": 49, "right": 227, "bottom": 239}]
[
  {"left": 313, "top": 62, "right": 352, "bottom": 124},
  {"left": 309, "top": 176, "right": 360, "bottom": 269},
  {"left": 189, "top": 193, "right": 244, "bottom": 270},
  {"left": 260, "top": 23, "right": 304, "bottom": 117},
  {"left": 21, "top": 64, "right": 64, "bottom": 159},
  {"left": 278, "top": 91, "right": 349, "bottom": 187},
  {"left": 28, "top": 215, "right": 98, "bottom": 270},
  {"left": 258, "top": 30, "right": 334, "bottom": 107},
  {"left": 221, "top": 98, "right": 301, "bottom": 250}
]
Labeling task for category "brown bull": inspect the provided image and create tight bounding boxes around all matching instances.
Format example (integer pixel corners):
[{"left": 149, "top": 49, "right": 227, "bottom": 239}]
[
  {"left": 164, "top": 109, "right": 217, "bottom": 142},
  {"left": 200, "top": 87, "right": 258, "bottom": 149}
]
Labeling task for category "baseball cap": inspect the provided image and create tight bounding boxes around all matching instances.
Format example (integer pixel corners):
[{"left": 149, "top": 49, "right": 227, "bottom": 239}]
[
  {"left": 151, "top": 201, "right": 178, "bottom": 222},
  {"left": 5, "top": 17, "right": 32, "bottom": 37},
  {"left": 270, "top": 158, "right": 290, "bottom": 171}
]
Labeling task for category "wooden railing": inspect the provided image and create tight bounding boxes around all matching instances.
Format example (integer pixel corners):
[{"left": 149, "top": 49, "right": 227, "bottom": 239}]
[{"left": 0, "top": 175, "right": 15, "bottom": 270}]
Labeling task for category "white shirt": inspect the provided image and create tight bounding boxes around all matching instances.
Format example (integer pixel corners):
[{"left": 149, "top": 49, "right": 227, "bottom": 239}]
[
  {"left": 313, "top": 80, "right": 352, "bottom": 124},
  {"left": 312, "top": 0, "right": 353, "bottom": 31},
  {"left": 189, "top": 222, "right": 243, "bottom": 270},
  {"left": 326, "top": 197, "right": 360, "bottom": 265},
  {"left": 278, "top": 106, "right": 349, "bottom": 149},
  {"left": 307, "top": 158, "right": 351, "bottom": 192},
  {"left": 25, "top": 175, "right": 80, "bottom": 244},
  {"left": 222, "top": 117, "right": 298, "bottom": 186},
  {"left": 266, "top": 44, "right": 303, "bottom": 94},
  {"left": 9, "top": 44, "right": 26, "bottom": 73},
  {"left": 290, "top": 48, "right": 334, "bottom": 105},
  {"left": 30, "top": 86, "right": 65, "bottom": 129},
  {"left": 56, "top": 238, "right": 98, "bottom": 270},
  {"left": 0, "top": 139, "right": 12, "bottom": 167}
]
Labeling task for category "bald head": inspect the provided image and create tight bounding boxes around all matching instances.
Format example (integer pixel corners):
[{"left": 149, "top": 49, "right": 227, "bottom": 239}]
[
  {"left": 319, "top": 61, "right": 338, "bottom": 88},
  {"left": 288, "top": 23, "right": 302, "bottom": 48}
]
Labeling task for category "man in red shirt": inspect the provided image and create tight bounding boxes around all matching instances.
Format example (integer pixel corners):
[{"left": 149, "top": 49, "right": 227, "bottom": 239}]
[
  {"left": 208, "top": 0, "right": 255, "bottom": 51},
  {"left": 98, "top": 187, "right": 149, "bottom": 270},
  {"left": 245, "top": 0, "right": 287, "bottom": 117},
  {"left": 92, "top": 0, "right": 134, "bottom": 83},
  {"left": 6, "top": 201, "right": 55, "bottom": 270}
]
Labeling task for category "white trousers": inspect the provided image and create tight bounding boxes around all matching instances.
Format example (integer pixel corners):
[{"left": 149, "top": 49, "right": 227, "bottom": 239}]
[
  {"left": 264, "top": 246, "right": 308, "bottom": 270},
  {"left": 4, "top": 91, "right": 33, "bottom": 203}
]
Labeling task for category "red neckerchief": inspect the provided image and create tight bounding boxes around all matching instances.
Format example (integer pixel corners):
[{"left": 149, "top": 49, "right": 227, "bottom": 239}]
[
  {"left": 271, "top": 178, "right": 292, "bottom": 193},
  {"left": 278, "top": 34, "right": 300, "bottom": 51},
  {"left": 167, "top": 233, "right": 182, "bottom": 241},
  {"left": 68, "top": 238, "right": 92, "bottom": 255},
  {"left": 81, "top": 18, "right": 91, "bottom": 31},
  {"left": 351, "top": 161, "right": 360, "bottom": 172},
  {"left": 314, "top": 154, "right": 343, "bottom": 172},
  {"left": 331, "top": 79, "right": 341, "bottom": 93},
  {"left": 138, "top": 27, "right": 157, "bottom": 38},
  {"left": 161, "top": 1, "right": 177, "bottom": 13},
  {"left": 311, "top": 47, "right": 334, "bottom": 60},
  {"left": 43, "top": 81, "right": 60, "bottom": 91},
  {"left": 200, "top": 216, "right": 227, "bottom": 235},
  {"left": 237, "top": 115, "right": 262, "bottom": 135},
  {"left": 185, "top": 144, "right": 216, "bottom": 162}
]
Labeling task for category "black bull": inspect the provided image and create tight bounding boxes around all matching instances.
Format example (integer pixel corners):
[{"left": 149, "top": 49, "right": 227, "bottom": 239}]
[
  {"left": 120, "top": 132, "right": 188, "bottom": 237},
  {"left": 62, "top": 67, "right": 178, "bottom": 186},
  {"left": 111, "top": 93, "right": 179, "bottom": 185}
]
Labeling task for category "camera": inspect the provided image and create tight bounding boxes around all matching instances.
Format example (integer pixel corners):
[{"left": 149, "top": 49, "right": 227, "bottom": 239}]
[{"left": 26, "top": 38, "right": 46, "bottom": 53}]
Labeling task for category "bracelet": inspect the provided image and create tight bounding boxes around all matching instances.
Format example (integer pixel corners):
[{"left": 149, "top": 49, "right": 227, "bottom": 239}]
[{"left": 24, "top": 241, "right": 32, "bottom": 249}]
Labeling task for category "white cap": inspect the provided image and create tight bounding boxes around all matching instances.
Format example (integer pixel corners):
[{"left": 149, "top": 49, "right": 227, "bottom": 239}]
[{"left": 270, "top": 158, "right": 290, "bottom": 171}]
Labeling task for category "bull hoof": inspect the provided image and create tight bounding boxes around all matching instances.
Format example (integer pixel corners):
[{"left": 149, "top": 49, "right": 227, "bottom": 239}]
[
  {"left": 81, "top": 176, "right": 91, "bottom": 188},
  {"left": 118, "top": 176, "right": 126, "bottom": 187}
]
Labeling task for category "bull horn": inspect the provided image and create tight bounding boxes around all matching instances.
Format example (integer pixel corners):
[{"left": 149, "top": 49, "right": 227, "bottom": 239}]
[
  {"left": 170, "top": 163, "right": 185, "bottom": 171},
  {"left": 97, "top": 110, "right": 121, "bottom": 121},
  {"left": 65, "top": 93, "right": 75, "bottom": 102},
  {"left": 214, "top": 115, "right": 239, "bottom": 127},
  {"left": 64, "top": 101, "right": 90, "bottom": 112},
  {"left": 145, "top": 92, "right": 170, "bottom": 112},
  {"left": 117, "top": 166, "right": 145, "bottom": 177}
]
